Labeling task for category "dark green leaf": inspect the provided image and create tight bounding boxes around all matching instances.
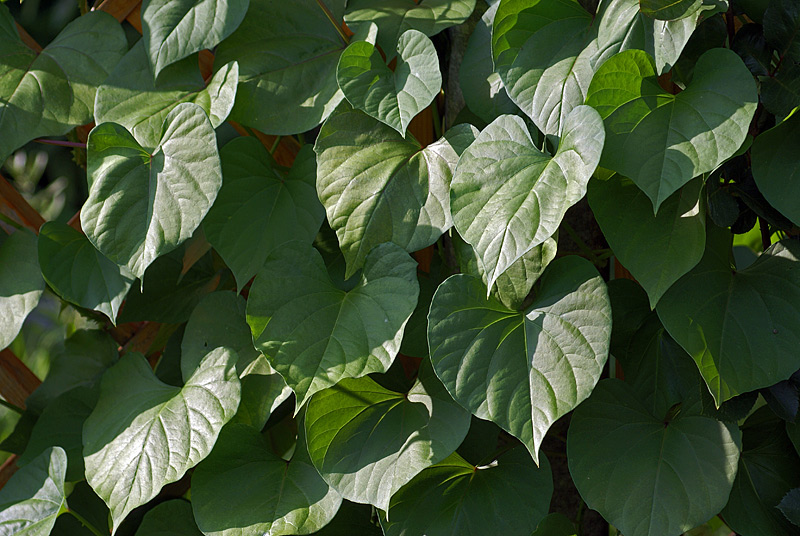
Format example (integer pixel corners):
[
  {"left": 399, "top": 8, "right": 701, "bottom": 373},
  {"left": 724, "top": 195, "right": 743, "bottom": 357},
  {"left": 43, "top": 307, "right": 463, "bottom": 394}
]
[
  {"left": 246, "top": 241, "right": 418, "bottom": 408},
  {"left": 51, "top": 482, "right": 109, "bottom": 536},
  {"left": 732, "top": 23, "right": 772, "bottom": 76},
  {"left": 763, "top": 0, "right": 800, "bottom": 62},
  {"left": 135, "top": 500, "right": 202, "bottom": 536},
  {"left": 586, "top": 48, "right": 757, "bottom": 211},
  {"left": 531, "top": 513, "right": 577, "bottom": 536},
  {"left": 779, "top": 488, "right": 800, "bottom": 528},
  {"left": 310, "top": 500, "right": 382, "bottom": 536},
  {"left": 752, "top": 107, "right": 800, "bottom": 226},
  {"left": 568, "top": 379, "right": 741, "bottom": 536},
  {"left": 428, "top": 256, "right": 611, "bottom": 463},
  {"left": 0, "top": 230, "right": 44, "bottom": 350},
  {"left": 229, "top": 354, "right": 292, "bottom": 430},
  {"left": 760, "top": 60, "right": 800, "bottom": 119}
]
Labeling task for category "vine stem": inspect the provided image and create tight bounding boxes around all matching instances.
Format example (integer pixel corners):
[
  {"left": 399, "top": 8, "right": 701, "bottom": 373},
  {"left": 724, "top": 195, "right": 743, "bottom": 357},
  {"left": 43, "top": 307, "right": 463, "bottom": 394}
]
[
  {"left": 68, "top": 509, "right": 104, "bottom": 536},
  {"left": 315, "top": 0, "right": 349, "bottom": 45},
  {"left": 0, "top": 398, "right": 23, "bottom": 414},
  {"left": 33, "top": 139, "right": 86, "bottom": 149}
]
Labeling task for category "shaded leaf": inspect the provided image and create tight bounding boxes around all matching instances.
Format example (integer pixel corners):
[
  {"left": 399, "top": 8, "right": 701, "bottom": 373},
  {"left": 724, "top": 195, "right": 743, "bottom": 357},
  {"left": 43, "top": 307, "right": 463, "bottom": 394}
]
[
  {"left": 136, "top": 500, "right": 202, "bottom": 536},
  {"left": 763, "top": 0, "right": 800, "bottom": 62},
  {"left": 779, "top": 488, "right": 800, "bottom": 528},
  {"left": 761, "top": 60, "right": 800, "bottom": 119},
  {"left": 752, "top": 107, "right": 800, "bottom": 226},
  {"left": 0, "top": 230, "right": 44, "bottom": 351},
  {"left": 229, "top": 355, "right": 292, "bottom": 430},
  {"left": 640, "top": 0, "right": 703, "bottom": 20}
]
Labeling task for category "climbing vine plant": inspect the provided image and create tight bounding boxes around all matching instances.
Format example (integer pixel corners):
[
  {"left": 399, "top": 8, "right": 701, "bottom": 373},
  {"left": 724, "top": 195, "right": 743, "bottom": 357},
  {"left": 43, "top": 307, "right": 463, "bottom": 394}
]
[{"left": 0, "top": 0, "right": 799, "bottom": 535}]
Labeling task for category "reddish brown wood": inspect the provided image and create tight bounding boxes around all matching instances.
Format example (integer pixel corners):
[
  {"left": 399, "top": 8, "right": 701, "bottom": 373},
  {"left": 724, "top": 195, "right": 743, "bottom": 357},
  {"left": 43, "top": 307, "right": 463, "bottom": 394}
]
[
  {"left": 121, "top": 322, "right": 162, "bottom": 357},
  {"left": 125, "top": 3, "right": 142, "bottom": 32},
  {"left": 413, "top": 246, "right": 434, "bottom": 273},
  {"left": 0, "top": 176, "right": 45, "bottom": 233},
  {"left": 15, "top": 23, "right": 42, "bottom": 53},
  {"left": 94, "top": 0, "right": 140, "bottom": 22},
  {"left": 0, "top": 349, "right": 41, "bottom": 410}
]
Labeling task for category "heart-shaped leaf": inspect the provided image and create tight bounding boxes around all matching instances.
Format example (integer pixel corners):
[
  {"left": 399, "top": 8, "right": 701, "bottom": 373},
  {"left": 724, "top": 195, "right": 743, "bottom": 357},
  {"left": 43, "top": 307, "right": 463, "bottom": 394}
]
[
  {"left": 83, "top": 102, "right": 223, "bottom": 279},
  {"left": 588, "top": 175, "right": 705, "bottom": 307},
  {"left": 203, "top": 138, "right": 324, "bottom": 290},
  {"left": 752, "top": 107, "right": 800, "bottom": 226},
  {"left": 657, "top": 225, "right": 800, "bottom": 405},
  {"left": 338, "top": 26, "right": 441, "bottom": 135},
  {"left": 568, "top": 379, "right": 741, "bottom": 536},
  {"left": 586, "top": 48, "right": 757, "bottom": 211},
  {"left": 37, "top": 222, "right": 134, "bottom": 324},
  {"left": 192, "top": 423, "right": 342, "bottom": 536},
  {"left": 0, "top": 447, "right": 68, "bottom": 536},
  {"left": 380, "top": 448, "right": 552, "bottom": 536},
  {"left": 215, "top": 0, "right": 347, "bottom": 134},
  {"left": 135, "top": 500, "right": 202, "bottom": 536},
  {"left": 181, "top": 291, "right": 260, "bottom": 379},
  {"left": 304, "top": 358, "right": 470, "bottom": 510},
  {"left": 0, "top": 7, "right": 127, "bottom": 160},
  {"left": 450, "top": 107, "right": 603, "bottom": 290},
  {"left": 83, "top": 348, "right": 240, "bottom": 530},
  {"left": 315, "top": 104, "right": 474, "bottom": 277},
  {"left": 428, "top": 255, "right": 611, "bottom": 463},
  {"left": 721, "top": 406, "right": 800, "bottom": 536},
  {"left": 492, "top": 0, "right": 700, "bottom": 135},
  {"left": 344, "top": 0, "right": 476, "bottom": 57},
  {"left": 246, "top": 241, "right": 418, "bottom": 408},
  {"left": 25, "top": 330, "right": 118, "bottom": 414},
  {"left": 141, "top": 0, "right": 249, "bottom": 76},
  {"left": 95, "top": 40, "right": 238, "bottom": 148},
  {"left": 0, "top": 230, "right": 44, "bottom": 351}
]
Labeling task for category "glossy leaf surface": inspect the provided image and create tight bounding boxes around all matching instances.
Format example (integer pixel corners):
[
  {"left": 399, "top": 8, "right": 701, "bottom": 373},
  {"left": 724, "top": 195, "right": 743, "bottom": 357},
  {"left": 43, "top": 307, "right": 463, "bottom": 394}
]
[
  {"left": 83, "top": 349, "right": 240, "bottom": 530},
  {"left": 246, "top": 241, "right": 418, "bottom": 408},
  {"left": 450, "top": 107, "right": 603, "bottom": 290},
  {"left": 83, "top": 102, "right": 222, "bottom": 279},
  {"left": 428, "top": 256, "right": 611, "bottom": 463}
]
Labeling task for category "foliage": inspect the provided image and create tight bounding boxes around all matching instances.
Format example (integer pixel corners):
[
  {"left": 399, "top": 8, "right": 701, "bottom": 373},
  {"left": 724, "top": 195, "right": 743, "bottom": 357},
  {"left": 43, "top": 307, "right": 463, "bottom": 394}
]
[{"left": 0, "top": 0, "right": 799, "bottom": 535}]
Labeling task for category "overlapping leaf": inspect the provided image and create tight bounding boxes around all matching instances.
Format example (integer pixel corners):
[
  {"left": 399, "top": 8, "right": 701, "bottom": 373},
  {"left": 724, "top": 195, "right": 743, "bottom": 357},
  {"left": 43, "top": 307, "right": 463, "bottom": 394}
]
[
  {"left": 380, "top": 448, "right": 552, "bottom": 536},
  {"left": 344, "top": 0, "right": 476, "bottom": 56},
  {"left": 203, "top": 138, "right": 324, "bottom": 290},
  {"left": 657, "top": 225, "right": 800, "bottom": 405},
  {"left": 752, "top": 107, "right": 800, "bottom": 226},
  {"left": 83, "top": 102, "right": 223, "bottom": 279},
  {"left": 37, "top": 222, "right": 134, "bottom": 324},
  {"left": 316, "top": 104, "right": 474, "bottom": 276},
  {"left": 192, "top": 423, "right": 341, "bottom": 536},
  {"left": 246, "top": 241, "right": 418, "bottom": 408},
  {"left": 95, "top": 40, "right": 238, "bottom": 148},
  {"left": 0, "top": 447, "right": 68, "bottom": 536},
  {"left": 586, "top": 48, "right": 757, "bottom": 210},
  {"left": 492, "top": 0, "right": 700, "bottom": 135},
  {"left": 83, "top": 349, "right": 240, "bottom": 530},
  {"left": 0, "top": 230, "right": 44, "bottom": 351},
  {"left": 304, "top": 359, "right": 470, "bottom": 510},
  {"left": 450, "top": 107, "right": 603, "bottom": 290},
  {"left": 589, "top": 175, "right": 705, "bottom": 307},
  {"left": 428, "top": 256, "right": 611, "bottom": 463},
  {"left": 136, "top": 500, "right": 202, "bottom": 536},
  {"left": 0, "top": 7, "right": 127, "bottom": 160},
  {"left": 338, "top": 25, "right": 441, "bottom": 135},
  {"left": 215, "top": 0, "right": 347, "bottom": 134},
  {"left": 568, "top": 379, "right": 741, "bottom": 536},
  {"left": 141, "top": 0, "right": 248, "bottom": 76},
  {"left": 230, "top": 355, "right": 292, "bottom": 430}
]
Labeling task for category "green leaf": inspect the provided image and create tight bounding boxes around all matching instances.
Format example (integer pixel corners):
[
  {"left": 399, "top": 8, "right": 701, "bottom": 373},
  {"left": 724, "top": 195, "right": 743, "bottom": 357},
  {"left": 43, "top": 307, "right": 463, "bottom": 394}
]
[
  {"left": 586, "top": 48, "right": 757, "bottom": 211},
  {"left": 95, "top": 40, "right": 238, "bottom": 149},
  {"left": 640, "top": 0, "right": 703, "bottom": 20},
  {"left": 215, "top": 0, "right": 347, "bottom": 134},
  {"left": 380, "top": 448, "right": 552, "bottom": 536},
  {"left": 657, "top": 226, "right": 800, "bottom": 405},
  {"left": 37, "top": 222, "right": 134, "bottom": 324},
  {"left": 721, "top": 406, "right": 800, "bottom": 536},
  {"left": 246, "top": 241, "right": 418, "bottom": 408},
  {"left": 0, "top": 447, "right": 68, "bottom": 536},
  {"left": 181, "top": 291, "right": 259, "bottom": 380},
  {"left": 338, "top": 26, "right": 441, "bottom": 135},
  {"left": 304, "top": 358, "right": 470, "bottom": 510},
  {"left": 0, "top": 7, "right": 127, "bottom": 160},
  {"left": 51, "top": 482, "right": 109, "bottom": 536},
  {"left": 763, "top": 0, "right": 800, "bottom": 63},
  {"left": 759, "top": 60, "right": 800, "bottom": 119},
  {"left": 752, "top": 107, "right": 800, "bottom": 226},
  {"left": 492, "top": 0, "right": 700, "bottom": 135},
  {"left": 230, "top": 355, "right": 292, "bottom": 430},
  {"left": 83, "top": 348, "right": 240, "bottom": 530},
  {"left": 192, "top": 423, "right": 341, "bottom": 536},
  {"left": 779, "top": 488, "right": 800, "bottom": 528},
  {"left": 83, "top": 102, "right": 223, "bottom": 279},
  {"left": 428, "top": 256, "right": 611, "bottom": 463},
  {"left": 344, "top": 0, "right": 476, "bottom": 56},
  {"left": 450, "top": 108, "right": 603, "bottom": 290},
  {"left": 135, "top": 500, "right": 202, "bottom": 536},
  {"left": 567, "top": 379, "right": 741, "bottom": 536},
  {"left": 532, "top": 513, "right": 577, "bottom": 536},
  {"left": 0, "top": 230, "right": 44, "bottom": 351},
  {"left": 203, "top": 138, "right": 324, "bottom": 290},
  {"left": 18, "top": 386, "right": 97, "bottom": 482},
  {"left": 315, "top": 104, "right": 472, "bottom": 277},
  {"left": 141, "top": 0, "right": 248, "bottom": 76},
  {"left": 311, "top": 500, "right": 382, "bottom": 536},
  {"left": 459, "top": 1, "right": 519, "bottom": 123},
  {"left": 589, "top": 175, "right": 705, "bottom": 307},
  {"left": 25, "top": 330, "right": 118, "bottom": 414}
]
